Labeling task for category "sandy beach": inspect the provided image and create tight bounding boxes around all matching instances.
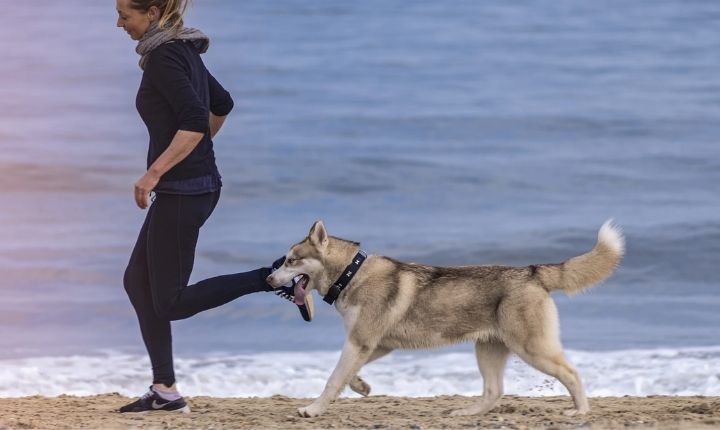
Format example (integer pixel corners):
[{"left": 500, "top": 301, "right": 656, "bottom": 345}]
[
  {"left": 0, "top": 395, "right": 718, "bottom": 429},
  {"left": 1, "top": 5, "right": 719, "bottom": 430}
]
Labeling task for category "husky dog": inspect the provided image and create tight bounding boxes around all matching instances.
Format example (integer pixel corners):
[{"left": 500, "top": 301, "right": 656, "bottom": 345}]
[{"left": 266, "top": 220, "right": 624, "bottom": 418}]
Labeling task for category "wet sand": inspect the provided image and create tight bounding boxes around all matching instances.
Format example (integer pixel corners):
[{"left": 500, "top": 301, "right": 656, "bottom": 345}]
[{"left": 0, "top": 395, "right": 718, "bottom": 429}]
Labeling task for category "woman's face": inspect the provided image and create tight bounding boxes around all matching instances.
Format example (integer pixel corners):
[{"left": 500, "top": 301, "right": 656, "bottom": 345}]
[{"left": 116, "top": 0, "right": 158, "bottom": 40}]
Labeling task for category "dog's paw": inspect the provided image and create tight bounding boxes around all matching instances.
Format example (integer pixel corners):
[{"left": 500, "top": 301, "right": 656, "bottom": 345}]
[
  {"left": 563, "top": 408, "right": 589, "bottom": 416},
  {"left": 450, "top": 402, "right": 496, "bottom": 417},
  {"left": 450, "top": 407, "right": 479, "bottom": 417},
  {"left": 349, "top": 376, "right": 371, "bottom": 397},
  {"left": 297, "top": 403, "right": 326, "bottom": 418}
]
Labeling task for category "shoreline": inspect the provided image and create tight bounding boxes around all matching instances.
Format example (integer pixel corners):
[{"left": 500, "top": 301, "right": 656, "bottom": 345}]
[{"left": 0, "top": 395, "right": 718, "bottom": 429}]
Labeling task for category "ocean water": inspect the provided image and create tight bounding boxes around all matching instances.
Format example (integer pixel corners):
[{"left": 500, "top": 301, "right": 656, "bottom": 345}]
[
  {"left": 1, "top": 347, "right": 719, "bottom": 398},
  {"left": 0, "top": 1, "right": 718, "bottom": 397}
]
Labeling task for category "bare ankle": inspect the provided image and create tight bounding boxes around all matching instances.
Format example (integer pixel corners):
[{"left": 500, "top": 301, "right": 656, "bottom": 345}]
[{"left": 153, "top": 383, "right": 178, "bottom": 392}]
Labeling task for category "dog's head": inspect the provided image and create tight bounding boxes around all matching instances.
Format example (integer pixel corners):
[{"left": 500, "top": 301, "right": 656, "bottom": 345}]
[{"left": 266, "top": 220, "right": 333, "bottom": 301}]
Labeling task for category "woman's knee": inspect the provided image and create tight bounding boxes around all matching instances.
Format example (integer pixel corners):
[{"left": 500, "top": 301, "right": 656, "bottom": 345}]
[
  {"left": 123, "top": 264, "right": 145, "bottom": 300},
  {"left": 152, "top": 296, "right": 177, "bottom": 320},
  {"left": 123, "top": 263, "right": 176, "bottom": 320}
]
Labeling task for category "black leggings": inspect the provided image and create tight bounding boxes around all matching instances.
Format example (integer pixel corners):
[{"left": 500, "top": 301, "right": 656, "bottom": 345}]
[{"left": 123, "top": 190, "right": 273, "bottom": 386}]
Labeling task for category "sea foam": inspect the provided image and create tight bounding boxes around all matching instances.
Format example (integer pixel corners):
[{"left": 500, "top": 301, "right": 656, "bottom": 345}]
[{"left": 0, "top": 347, "right": 718, "bottom": 398}]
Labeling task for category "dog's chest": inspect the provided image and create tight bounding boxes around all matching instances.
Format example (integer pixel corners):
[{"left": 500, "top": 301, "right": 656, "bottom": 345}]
[{"left": 336, "top": 302, "right": 361, "bottom": 332}]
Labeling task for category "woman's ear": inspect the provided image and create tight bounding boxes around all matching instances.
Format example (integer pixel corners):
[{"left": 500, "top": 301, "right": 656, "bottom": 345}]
[{"left": 147, "top": 5, "right": 161, "bottom": 21}]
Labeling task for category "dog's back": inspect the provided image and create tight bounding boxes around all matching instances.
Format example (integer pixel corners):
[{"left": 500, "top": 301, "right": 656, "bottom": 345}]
[{"left": 344, "top": 221, "right": 624, "bottom": 351}]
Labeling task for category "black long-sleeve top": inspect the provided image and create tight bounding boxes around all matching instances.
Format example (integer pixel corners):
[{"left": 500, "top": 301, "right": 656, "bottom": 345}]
[{"left": 136, "top": 39, "right": 234, "bottom": 194}]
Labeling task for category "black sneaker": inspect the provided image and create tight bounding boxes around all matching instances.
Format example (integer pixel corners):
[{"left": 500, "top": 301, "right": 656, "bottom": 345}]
[
  {"left": 119, "top": 386, "right": 190, "bottom": 413},
  {"left": 271, "top": 256, "right": 314, "bottom": 322}
]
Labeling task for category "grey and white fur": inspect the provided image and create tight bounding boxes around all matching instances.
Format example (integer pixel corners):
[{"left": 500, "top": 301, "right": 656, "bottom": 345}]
[{"left": 267, "top": 220, "right": 625, "bottom": 418}]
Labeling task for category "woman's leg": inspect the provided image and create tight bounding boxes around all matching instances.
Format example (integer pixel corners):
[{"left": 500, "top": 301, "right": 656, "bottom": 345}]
[
  {"left": 146, "top": 190, "right": 273, "bottom": 322},
  {"left": 123, "top": 204, "right": 176, "bottom": 387},
  {"left": 124, "top": 189, "right": 277, "bottom": 387}
]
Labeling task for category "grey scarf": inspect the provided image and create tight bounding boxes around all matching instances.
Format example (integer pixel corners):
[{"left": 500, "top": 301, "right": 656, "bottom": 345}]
[{"left": 136, "top": 23, "right": 210, "bottom": 70}]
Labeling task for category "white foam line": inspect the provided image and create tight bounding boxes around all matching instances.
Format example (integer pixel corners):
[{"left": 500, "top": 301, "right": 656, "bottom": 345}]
[{"left": 1, "top": 347, "right": 719, "bottom": 398}]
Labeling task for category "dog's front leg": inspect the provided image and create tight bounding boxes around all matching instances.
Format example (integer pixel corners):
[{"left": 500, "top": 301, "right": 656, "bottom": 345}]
[{"left": 298, "top": 340, "right": 373, "bottom": 418}]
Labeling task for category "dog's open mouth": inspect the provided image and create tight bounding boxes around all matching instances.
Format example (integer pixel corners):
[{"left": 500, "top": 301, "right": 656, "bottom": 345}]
[{"left": 294, "top": 275, "right": 309, "bottom": 306}]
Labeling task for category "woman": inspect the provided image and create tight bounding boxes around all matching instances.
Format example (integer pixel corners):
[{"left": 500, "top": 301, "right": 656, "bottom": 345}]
[{"left": 116, "top": 0, "right": 313, "bottom": 413}]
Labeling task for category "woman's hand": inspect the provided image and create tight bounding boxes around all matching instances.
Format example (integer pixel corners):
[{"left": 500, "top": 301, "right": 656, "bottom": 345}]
[
  {"left": 134, "top": 170, "right": 161, "bottom": 209},
  {"left": 133, "top": 129, "right": 203, "bottom": 209}
]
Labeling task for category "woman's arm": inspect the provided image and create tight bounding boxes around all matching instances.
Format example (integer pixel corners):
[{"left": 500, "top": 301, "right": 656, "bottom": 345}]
[
  {"left": 208, "top": 72, "right": 233, "bottom": 139},
  {"left": 133, "top": 49, "right": 234, "bottom": 209},
  {"left": 209, "top": 112, "right": 228, "bottom": 139},
  {"left": 134, "top": 47, "right": 211, "bottom": 209},
  {"left": 134, "top": 129, "right": 204, "bottom": 209}
]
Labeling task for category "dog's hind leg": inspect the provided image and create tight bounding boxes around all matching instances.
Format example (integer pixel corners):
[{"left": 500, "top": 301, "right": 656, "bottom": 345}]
[
  {"left": 502, "top": 295, "right": 590, "bottom": 415},
  {"left": 450, "top": 340, "right": 510, "bottom": 416},
  {"left": 515, "top": 346, "right": 588, "bottom": 415},
  {"left": 515, "top": 347, "right": 588, "bottom": 415},
  {"left": 349, "top": 347, "right": 393, "bottom": 396}
]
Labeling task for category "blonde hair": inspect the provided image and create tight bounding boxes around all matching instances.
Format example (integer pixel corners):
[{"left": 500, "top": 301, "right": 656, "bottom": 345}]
[{"left": 130, "top": 0, "right": 191, "bottom": 31}]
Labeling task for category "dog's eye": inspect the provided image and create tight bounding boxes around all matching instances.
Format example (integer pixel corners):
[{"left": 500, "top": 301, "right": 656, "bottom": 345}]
[{"left": 286, "top": 258, "right": 297, "bottom": 265}]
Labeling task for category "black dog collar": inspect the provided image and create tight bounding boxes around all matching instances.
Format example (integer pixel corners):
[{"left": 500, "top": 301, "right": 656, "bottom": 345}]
[{"left": 323, "top": 250, "right": 367, "bottom": 305}]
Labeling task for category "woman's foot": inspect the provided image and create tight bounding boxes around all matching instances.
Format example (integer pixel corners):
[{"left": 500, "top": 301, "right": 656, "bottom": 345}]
[
  {"left": 118, "top": 386, "right": 190, "bottom": 413},
  {"left": 271, "top": 256, "right": 314, "bottom": 322}
]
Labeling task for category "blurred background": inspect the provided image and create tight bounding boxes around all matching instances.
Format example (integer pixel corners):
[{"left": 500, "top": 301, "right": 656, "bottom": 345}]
[{"left": 0, "top": 0, "right": 717, "bottom": 397}]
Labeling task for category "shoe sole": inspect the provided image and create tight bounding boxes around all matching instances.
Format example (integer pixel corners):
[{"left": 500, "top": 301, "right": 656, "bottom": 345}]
[
  {"left": 305, "top": 292, "right": 315, "bottom": 322},
  {"left": 128, "top": 405, "right": 191, "bottom": 414}
]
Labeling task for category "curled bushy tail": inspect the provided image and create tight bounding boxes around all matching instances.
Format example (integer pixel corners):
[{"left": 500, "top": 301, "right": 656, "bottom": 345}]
[{"left": 535, "top": 220, "right": 625, "bottom": 294}]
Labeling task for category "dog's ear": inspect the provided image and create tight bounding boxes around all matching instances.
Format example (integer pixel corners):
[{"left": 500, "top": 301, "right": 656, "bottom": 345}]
[{"left": 309, "top": 220, "right": 328, "bottom": 248}]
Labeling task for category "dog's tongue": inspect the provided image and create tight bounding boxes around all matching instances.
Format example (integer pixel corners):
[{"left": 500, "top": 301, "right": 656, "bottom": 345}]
[{"left": 293, "top": 279, "right": 305, "bottom": 306}]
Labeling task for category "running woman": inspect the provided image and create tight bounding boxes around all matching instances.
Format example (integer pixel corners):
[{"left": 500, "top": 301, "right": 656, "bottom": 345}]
[{"left": 115, "top": 0, "right": 313, "bottom": 413}]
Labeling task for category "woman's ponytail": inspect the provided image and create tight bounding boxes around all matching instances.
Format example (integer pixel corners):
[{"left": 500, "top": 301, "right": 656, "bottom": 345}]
[
  {"left": 130, "top": 0, "right": 191, "bottom": 31},
  {"left": 158, "top": 0, "right": 189, "bottom": 31}
]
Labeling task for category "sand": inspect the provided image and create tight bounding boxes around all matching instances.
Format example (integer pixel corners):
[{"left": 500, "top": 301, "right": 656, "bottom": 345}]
[{"left": 0, "top": 395, "right": 719, "bottom": 429}]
